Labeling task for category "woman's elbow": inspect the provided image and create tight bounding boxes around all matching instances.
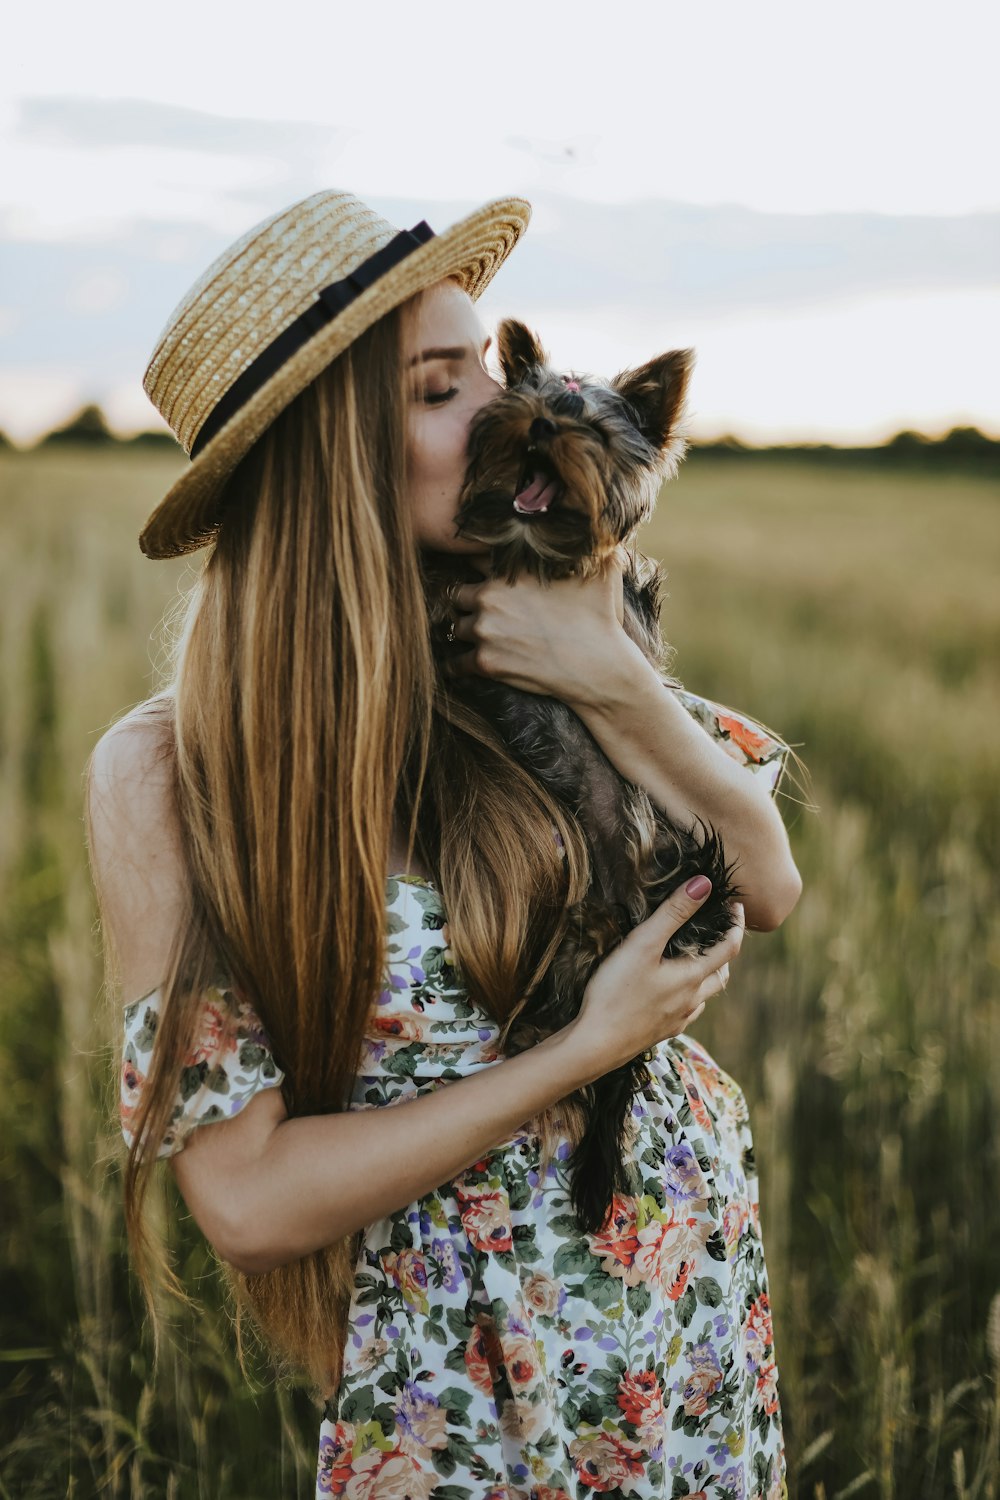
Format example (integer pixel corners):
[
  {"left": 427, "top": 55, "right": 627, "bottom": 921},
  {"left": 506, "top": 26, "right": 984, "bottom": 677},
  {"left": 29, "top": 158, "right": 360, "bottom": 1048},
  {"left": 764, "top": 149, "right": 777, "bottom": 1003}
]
[
  {"left": 201, "top": 1197, "right": 292, "bottom": 1277},
  {"left": 170, "top": 1143, "right": 284, "bottom": 1277},
  {"left": 746, "top": 862, "right": 803, "bottom": 932},
  {"left": 201, "top": 1181, "right": 305, "bottom": 1277}
]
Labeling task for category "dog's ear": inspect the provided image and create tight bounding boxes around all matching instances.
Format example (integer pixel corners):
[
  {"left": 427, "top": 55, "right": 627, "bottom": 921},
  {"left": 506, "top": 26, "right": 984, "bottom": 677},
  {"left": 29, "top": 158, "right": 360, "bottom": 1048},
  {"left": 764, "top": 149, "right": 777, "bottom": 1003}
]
[
  {"left": 497, "top": 318, "right": 549, "bottom": 389},
  {"left": 611, "top": 348, "right": 696, "bottom": 450}
]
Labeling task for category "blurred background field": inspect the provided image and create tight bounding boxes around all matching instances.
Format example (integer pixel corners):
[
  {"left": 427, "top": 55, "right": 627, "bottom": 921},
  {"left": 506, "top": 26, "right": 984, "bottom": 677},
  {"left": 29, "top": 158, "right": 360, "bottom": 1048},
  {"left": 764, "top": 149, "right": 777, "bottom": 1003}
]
[{"left": 0, "top": 443, "right": 997, "bottom": 1498}]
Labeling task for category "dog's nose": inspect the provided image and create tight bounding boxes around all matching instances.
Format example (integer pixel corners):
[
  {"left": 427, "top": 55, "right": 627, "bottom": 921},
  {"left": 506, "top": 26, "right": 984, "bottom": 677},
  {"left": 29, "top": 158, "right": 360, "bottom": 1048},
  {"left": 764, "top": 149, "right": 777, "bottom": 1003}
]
[{"left": 529, "top": 416, "right": 558, "bottom": 442}]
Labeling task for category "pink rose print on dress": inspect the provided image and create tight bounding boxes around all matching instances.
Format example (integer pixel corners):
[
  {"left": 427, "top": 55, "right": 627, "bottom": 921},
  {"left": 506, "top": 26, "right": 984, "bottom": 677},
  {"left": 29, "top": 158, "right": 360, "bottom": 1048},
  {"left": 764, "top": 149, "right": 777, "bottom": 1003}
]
[
  {"left": 454, "top": 1183, "right": 514, "bottom": 1253},
  {"left": 755, "top": 1360, "right": 780, "bottom": 1417},
  {"left": 342, "top": 1448, "right": 437, "bottom": 1500},
  {"left": 715, "top": 711, "right": 775, "bottom": 763},
  {"left": 316, "top": 1420, "right": 357, "bottom": 1495},
  {"left": 395, "top": 1381, "right": 449, "bottom": 1457},
  {"left": 589, "top": 1193, "right": 642, "bottom": 1282},
  {"left": 187, "top": 998, "right": 227, "bottom": 1065},
  {"left": 745, "top": 1292, "right": 775, "bottom": 1369},
  {"left": 381, "top": 1249, "right": 430, "bottom": 1317},
  {"left": 522, "top": 1269, "right": 564, "bottom": 1318},
  {"left": 498, "top": 1319, "right": 543, "bottom": 1394},
  {"left": 464, "top": 1313, "right": 505, "bottom": 1396},
  {"left": 354, "top": 1337, "right": 389, "bottom": 1373},
  {"left": 499, "top": 1391, "right": 551, "bottom": 1445},
  {"left": 569, "top": 1428, "right": 646, "bottom": 1491},
  {"left": 371, "top": 1012, "right": 424, "bottom": 1042},
  {"left": 662, "top": 1141, "right": 711, "bottom": 1213},
  {"left": 120, "top": 1057, "right": 145, "bottom": 1127},
  {"left": 675, "top": 1056, "right": 716, "bottom": 1134},
  {"left": 616, "top": 1369, "right": 665, "bottom": 1446},
  {"left": 633, "top": 1216, "right": 713, "bottom": 1299},
  {"left": 127, "top": 803, "right": 788, "bottom": 1499},
  {"left": 681, "top": 1340, "right": 725, "bottom": 1417},
  {"left": 723, "top": 1198, "right": 749, "bottom": 1258}
]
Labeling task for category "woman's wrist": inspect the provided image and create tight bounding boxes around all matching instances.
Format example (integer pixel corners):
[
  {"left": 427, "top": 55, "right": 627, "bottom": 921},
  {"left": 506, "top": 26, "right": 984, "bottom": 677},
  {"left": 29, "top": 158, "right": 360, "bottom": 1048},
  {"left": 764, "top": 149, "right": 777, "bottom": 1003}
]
[
  {"left": 537, "top": 1017, "right": 606, "bottom": 1090},
  {"left": 554, "top": 631, "right": 650, "bottom": 714}
]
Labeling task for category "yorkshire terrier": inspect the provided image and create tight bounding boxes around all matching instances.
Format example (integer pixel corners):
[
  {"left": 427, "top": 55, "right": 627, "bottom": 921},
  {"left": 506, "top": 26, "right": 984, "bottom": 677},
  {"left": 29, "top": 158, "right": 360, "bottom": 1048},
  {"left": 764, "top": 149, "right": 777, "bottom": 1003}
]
[{"left": 422, "top": 319, "right": 742, "bottom": 1236}]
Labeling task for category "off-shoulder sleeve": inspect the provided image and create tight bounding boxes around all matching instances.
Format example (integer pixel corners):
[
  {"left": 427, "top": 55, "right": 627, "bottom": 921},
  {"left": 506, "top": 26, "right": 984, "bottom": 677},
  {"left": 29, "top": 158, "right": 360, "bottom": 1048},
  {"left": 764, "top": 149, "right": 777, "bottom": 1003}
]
[
  {"left": 667, "top": 682, "right": 791, "bottom": 796},
  {"left": 120, "top": 983, "right": 285, "bottom": 1159}
]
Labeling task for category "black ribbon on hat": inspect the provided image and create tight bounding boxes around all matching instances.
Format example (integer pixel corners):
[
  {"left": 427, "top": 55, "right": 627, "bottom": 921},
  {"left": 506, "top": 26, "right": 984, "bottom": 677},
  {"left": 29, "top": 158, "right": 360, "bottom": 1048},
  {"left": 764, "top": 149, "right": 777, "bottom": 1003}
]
[{"left": 190, "top": 220, "right": 436, "bottom": 459}]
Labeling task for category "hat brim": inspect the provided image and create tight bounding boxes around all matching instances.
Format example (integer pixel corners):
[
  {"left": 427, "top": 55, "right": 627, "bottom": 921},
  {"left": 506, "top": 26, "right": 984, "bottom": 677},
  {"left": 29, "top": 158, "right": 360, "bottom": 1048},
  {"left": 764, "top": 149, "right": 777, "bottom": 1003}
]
[{"left": 138, "top": 195, "right": 531, "bottom": 560}]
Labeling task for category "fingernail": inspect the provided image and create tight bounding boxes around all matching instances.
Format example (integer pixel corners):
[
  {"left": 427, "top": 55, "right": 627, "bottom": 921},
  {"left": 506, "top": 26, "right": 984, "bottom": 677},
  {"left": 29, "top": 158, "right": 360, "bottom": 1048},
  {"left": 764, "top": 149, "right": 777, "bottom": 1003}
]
[{"left": 686, "top": 875, "right": 712, "bottom": 899}]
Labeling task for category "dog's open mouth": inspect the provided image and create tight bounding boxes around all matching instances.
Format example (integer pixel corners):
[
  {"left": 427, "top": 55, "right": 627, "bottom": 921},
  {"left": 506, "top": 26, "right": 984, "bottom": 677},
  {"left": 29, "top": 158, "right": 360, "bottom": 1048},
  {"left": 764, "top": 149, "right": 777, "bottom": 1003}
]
[{"left": 514, "top": 457, "right": 562, "bottom": 515}]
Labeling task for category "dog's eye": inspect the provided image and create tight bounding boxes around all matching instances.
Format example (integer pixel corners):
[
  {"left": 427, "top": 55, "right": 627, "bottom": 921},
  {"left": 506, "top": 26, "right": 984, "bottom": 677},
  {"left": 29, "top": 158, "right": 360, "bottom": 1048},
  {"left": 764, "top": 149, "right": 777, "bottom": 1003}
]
[{"left": 423, "top": 387, "right": 458, "bottom": 406}]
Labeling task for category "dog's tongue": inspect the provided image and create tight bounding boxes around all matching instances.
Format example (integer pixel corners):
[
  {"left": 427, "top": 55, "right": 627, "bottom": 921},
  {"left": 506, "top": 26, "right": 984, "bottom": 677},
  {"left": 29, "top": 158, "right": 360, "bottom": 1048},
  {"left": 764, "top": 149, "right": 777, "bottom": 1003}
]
[{"left": 514, "top": 470, "right": 558, "bottom": 514}]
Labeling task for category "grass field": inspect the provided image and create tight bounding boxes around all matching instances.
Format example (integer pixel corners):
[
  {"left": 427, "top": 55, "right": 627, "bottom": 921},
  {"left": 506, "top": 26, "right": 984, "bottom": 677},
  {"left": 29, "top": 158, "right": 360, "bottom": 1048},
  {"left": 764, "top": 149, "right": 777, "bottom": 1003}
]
[{"left": 0, "top": 446, "right": 997, "bottom": 1498}]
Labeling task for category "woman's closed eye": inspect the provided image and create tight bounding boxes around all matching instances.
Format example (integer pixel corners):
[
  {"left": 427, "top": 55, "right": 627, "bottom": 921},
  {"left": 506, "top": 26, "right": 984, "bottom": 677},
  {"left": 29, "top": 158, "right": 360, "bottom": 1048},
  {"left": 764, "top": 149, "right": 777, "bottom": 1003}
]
[{"left": 423, "top": 386, "right": 458, "bottom": 406}]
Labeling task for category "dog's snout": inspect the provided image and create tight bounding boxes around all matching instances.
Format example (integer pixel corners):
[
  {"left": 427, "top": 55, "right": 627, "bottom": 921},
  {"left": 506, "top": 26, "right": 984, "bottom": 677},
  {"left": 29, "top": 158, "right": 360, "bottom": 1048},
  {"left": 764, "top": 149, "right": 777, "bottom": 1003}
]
[{"left": 529, "top": 416, "right": 558, "bottom": 442}]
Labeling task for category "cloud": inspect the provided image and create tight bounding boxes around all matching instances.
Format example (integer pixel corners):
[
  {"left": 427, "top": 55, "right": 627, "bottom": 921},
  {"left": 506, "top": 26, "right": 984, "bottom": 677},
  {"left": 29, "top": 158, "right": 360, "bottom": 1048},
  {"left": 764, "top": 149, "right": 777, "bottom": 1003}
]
[
  {"left": 65, "top": 269, "right": 129, "bottom": 316},
  {"left": 482, "top": 193, "right": 1000, "bottom": 318},
  {"left": 1, "top": 185, "right": 997, "bottom": 444},
  {"left": 14, "top": 95, "right": 351, "bottom": 158}
]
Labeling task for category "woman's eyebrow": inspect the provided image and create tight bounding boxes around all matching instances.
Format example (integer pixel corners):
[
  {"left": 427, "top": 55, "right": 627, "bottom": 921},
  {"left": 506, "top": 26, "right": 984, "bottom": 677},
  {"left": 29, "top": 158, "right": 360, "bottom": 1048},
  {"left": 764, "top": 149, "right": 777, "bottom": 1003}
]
[{"left": 408, "top": 334, "right": 492, "bottom": 368}]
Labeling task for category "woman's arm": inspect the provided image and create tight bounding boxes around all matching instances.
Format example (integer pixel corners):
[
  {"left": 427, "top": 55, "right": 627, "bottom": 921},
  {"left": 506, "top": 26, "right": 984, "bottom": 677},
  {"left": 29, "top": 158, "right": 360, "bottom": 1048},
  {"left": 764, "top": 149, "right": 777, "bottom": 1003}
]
[
  {"left": 173, "top": 876, "right": 738, "bottom": 1276},
  {"left": 560, "top": 634, "right": 802, "bottom": 931},
  {"left": 92, "top": 680, "right": 742, "bottom": 1279},
  {"left": 174, "top": 1025, "right": 587, "bottom": 1276},
  {"left": 445, "top": 558, "right": 802, "bottom": 932}
]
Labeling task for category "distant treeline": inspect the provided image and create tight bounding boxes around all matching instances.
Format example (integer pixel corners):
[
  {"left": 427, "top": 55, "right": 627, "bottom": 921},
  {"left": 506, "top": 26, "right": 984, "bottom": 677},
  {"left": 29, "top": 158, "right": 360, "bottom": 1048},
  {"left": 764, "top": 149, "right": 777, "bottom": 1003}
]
[
  {"left": 0, "top": 404, "right": 182, "bottom": 453},
  {"left": 692, "top": 424, "right": 1000, "bottom": 475},
  {"left": 2, "top": 402, "right": 998, "bottom": 474}
]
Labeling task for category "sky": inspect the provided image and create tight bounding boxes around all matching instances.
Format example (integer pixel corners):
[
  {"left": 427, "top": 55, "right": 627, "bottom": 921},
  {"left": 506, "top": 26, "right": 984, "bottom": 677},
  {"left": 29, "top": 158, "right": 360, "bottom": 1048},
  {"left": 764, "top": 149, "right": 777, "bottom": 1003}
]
[{"left": 1, "top": 0, "right": 998, "bottom": 446}]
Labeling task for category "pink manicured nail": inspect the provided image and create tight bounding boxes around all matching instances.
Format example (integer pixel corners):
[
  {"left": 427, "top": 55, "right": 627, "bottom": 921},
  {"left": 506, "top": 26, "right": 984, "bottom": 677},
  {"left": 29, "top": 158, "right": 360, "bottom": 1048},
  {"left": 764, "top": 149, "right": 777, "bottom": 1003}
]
[{"left": 686, "top": 875, "right": 712, "bottom": 899}]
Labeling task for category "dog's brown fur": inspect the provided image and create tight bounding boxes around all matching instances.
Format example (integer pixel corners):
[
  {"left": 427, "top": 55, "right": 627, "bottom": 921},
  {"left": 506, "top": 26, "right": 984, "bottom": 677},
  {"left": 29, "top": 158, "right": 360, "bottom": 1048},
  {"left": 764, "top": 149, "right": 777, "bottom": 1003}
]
[{"left": 421, "top": 320, "right": 742, "bottom": 1233}]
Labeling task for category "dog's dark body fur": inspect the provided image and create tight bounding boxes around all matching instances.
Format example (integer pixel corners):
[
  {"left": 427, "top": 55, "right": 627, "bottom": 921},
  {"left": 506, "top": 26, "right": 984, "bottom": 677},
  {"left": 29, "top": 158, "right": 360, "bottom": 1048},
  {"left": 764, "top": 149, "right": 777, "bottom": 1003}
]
[{"left": 422, "top": 320, "right": 742, "bottom": 1234}]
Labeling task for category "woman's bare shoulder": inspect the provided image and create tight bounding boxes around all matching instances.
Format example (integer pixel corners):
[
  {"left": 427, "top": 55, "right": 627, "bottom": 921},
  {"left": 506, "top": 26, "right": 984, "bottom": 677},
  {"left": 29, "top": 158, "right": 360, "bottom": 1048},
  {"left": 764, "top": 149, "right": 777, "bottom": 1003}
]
[
  {"left": 86, "top": 694, "right": 187, "bottom": 1004},
  {"left": 92, "top": 692, "right": 171, "bottom": 762}
]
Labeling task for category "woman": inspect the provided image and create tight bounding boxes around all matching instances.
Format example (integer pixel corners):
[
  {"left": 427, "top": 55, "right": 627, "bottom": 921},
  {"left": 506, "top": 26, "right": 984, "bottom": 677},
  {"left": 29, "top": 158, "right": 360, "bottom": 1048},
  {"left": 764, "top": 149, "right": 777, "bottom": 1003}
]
[{"left": 85, "top": 189, "right": 800, "bottom": 1499}]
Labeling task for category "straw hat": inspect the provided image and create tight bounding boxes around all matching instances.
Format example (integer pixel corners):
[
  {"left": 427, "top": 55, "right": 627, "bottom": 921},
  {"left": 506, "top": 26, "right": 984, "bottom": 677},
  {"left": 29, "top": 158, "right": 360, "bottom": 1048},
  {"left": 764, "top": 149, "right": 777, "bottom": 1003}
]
[{"left": 138, "top": 189, "right": 531, "bottom": 559}]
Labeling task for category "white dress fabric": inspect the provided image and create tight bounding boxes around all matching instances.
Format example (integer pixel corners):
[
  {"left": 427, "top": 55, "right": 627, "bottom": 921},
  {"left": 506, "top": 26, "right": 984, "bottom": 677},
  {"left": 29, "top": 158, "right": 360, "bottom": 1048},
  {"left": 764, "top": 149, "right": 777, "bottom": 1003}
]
[{"left": 120, "top": 688, "right": 791, "bottom": 1500}]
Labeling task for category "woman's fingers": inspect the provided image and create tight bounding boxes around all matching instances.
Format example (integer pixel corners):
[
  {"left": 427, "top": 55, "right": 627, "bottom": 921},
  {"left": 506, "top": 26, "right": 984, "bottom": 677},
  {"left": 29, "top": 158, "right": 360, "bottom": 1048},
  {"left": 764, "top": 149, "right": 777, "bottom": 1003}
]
[
  {"left": 695, "top": 962, "right": 731, "bottom": 1007},
  {"left": 446, "top": 581, "right": 481, "bottom": 615},
  {"left": 686, "top": 904, "right": 745, "bottom": 982},
  {"left": 633, "top": 876, "right": 716, "bottom": 954}
]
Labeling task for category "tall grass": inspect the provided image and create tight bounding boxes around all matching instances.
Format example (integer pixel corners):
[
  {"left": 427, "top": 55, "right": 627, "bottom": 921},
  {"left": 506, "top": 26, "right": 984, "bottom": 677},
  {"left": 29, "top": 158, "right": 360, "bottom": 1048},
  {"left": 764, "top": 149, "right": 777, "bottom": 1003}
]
[{"left": 0, "top": 447, "right": 996, "bottom": 1497}]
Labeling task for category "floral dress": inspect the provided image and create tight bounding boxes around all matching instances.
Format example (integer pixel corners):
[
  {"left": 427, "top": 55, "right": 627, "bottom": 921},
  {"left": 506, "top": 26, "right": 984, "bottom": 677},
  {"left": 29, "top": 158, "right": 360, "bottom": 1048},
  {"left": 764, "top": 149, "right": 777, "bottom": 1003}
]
[{"left": 121, "top": 688, "right": 791, "bottom": 1500}]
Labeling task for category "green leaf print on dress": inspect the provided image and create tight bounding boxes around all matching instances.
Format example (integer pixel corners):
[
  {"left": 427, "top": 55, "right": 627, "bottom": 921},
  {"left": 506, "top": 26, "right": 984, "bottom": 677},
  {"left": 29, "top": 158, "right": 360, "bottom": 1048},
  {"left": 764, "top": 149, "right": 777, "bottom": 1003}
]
[
  {"left": 118, "top": 689, "right": 792, "bottom": 1499},
  {"left": 318, "top": 871, "right": 787, "bottom": 1499}
]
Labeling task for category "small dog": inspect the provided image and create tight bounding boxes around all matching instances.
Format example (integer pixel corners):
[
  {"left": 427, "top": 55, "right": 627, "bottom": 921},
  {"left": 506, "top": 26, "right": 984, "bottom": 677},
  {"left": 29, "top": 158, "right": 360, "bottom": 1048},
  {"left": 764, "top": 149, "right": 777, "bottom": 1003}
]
[{"left": 423, "top": 319, "right": 742, "bottom": 1235}]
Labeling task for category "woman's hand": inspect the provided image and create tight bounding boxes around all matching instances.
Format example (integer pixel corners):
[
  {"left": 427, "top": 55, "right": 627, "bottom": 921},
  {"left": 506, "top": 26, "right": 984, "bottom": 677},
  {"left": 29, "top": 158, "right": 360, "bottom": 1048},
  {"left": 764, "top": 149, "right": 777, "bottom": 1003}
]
[
  {"left": 441, "top": 548, "right": 630, "bottom": 703},
  {"left": 560, "top": 878, "right": 745, "bottom": 1086}
]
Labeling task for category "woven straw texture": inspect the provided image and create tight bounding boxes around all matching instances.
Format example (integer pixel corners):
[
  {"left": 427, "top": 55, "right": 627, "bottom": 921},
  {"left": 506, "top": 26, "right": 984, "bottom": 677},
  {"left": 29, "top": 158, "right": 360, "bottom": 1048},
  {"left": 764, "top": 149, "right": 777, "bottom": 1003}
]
[{"left": 138, "top": 190, "right": 531, "bottom": 559}]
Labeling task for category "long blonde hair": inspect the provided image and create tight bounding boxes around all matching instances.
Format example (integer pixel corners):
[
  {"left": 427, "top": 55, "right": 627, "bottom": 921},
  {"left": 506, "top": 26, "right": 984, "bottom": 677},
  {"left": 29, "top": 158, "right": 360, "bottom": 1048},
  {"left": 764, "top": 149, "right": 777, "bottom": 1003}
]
[{"left": 86, "top": 287, "right": 591, "bottom": 1402}]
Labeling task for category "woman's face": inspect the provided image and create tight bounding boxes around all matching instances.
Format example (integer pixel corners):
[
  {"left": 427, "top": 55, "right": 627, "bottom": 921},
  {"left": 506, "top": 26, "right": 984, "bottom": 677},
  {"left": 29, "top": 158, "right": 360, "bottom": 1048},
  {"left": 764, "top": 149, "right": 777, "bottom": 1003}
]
[{"left": 403, "top": 278, "right": 502, "bottom": 554}]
